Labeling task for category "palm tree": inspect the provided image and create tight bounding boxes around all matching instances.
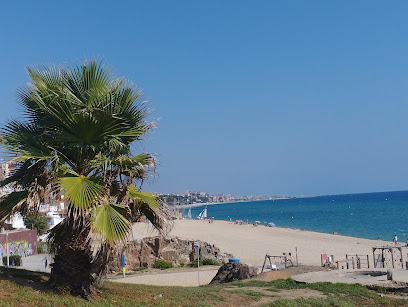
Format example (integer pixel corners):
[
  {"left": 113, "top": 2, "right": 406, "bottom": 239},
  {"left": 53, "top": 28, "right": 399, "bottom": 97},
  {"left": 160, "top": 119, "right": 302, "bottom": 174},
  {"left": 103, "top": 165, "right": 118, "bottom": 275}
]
[{"left": 0, "top": 60, "right": 170, "bottom": 297}]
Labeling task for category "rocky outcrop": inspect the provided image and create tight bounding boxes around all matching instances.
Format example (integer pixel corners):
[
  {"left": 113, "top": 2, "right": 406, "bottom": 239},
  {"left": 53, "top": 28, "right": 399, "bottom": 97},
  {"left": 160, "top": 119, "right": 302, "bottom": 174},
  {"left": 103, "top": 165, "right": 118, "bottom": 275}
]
[
  {"left": 109, "top": 236, "right": 232, "bottom": 272},
  {"left": 209, "top": 263, "right": 258, "bottom": 284}
]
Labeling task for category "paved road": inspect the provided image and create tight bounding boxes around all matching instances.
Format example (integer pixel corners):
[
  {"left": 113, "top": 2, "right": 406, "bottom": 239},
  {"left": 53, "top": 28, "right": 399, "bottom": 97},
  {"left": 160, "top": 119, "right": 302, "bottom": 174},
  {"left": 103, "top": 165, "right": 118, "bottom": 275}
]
[
  {"left": 21, "top": 254, "right": 51, "bottom": 273},
  {"left": 0, "top": 254, "right": 52, "bottom": 273},
  {"left": 109, "top": 268, "right": 218, "bottom": 287}
]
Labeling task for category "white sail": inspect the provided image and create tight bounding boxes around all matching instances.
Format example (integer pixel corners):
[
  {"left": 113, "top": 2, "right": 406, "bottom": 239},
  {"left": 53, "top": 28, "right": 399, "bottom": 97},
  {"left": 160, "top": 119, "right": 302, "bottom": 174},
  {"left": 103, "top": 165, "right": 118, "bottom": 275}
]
[
  {"left": 197, "top": 206, "right": 207, "bottom": 219},
  {"left": 187, "top": 208, "right": 192, "bottom": 219}
]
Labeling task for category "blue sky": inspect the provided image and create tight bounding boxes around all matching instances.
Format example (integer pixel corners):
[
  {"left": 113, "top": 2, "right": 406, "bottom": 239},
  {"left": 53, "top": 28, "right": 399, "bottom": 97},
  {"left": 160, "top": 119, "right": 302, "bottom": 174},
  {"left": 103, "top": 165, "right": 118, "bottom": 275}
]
[{"left": 1, "top": 1, "right": 407, "bottom": 196}]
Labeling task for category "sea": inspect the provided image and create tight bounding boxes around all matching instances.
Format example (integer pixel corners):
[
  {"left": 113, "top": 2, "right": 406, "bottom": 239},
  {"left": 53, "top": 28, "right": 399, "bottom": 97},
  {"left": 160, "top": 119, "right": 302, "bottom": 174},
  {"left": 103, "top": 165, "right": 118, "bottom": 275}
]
[{"left": 189, "top": 190, "right": 408, "bottom": 241}]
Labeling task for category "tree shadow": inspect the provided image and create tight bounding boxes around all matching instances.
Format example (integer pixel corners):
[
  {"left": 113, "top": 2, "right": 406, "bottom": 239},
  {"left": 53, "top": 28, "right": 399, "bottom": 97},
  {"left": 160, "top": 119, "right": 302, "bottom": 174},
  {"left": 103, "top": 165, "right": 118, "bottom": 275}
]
[{"left": 0, "top": 266, "right": 50, "bottom": 293}]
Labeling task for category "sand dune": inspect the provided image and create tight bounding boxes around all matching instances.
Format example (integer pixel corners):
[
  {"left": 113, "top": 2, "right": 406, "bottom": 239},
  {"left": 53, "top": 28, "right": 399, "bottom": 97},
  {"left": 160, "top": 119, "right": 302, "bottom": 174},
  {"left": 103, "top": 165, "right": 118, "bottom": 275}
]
[{"left": 132, "top": 219, "right": 393, "bottom": 268}]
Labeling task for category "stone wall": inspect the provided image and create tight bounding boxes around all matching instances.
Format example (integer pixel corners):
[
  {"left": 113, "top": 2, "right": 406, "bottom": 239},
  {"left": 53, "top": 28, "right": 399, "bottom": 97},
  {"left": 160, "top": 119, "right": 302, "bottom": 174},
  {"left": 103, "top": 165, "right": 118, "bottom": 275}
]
[{"left": 109, "top": 236, "right": 232, "bottom": 272}]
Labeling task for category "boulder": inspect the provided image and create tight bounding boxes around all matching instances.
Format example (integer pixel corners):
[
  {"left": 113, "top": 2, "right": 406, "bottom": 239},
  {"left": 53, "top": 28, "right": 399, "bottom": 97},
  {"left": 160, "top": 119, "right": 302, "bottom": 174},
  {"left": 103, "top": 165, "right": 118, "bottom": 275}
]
[
  {"left": 209, "top": 262, "right": 258, "bottom": 284},
  {"left": 108, "top": 236, "right": 233, "bottom": 272}
]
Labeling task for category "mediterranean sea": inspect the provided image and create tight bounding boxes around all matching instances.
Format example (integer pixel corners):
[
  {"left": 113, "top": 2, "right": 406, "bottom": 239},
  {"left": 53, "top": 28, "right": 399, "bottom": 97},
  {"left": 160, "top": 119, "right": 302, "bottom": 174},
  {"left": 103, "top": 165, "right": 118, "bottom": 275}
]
[{"left": 190, "top": 190, "right": 408, "bottom": 241}]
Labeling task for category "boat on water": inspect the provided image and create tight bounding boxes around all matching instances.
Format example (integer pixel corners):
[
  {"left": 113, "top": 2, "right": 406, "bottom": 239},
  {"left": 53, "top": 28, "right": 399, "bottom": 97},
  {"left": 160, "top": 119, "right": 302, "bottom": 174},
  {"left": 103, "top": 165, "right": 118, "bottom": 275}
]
[
  {"left": 187, "top": 207, "right": 192, "bottom": 219},
  {"left": 197, "top": 206, "right": 207, "bottom": 219}
]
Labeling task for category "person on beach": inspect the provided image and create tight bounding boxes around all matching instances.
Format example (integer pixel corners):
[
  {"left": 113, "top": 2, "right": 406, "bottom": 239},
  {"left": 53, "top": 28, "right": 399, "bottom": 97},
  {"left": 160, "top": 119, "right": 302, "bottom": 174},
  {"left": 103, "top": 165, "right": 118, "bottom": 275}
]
[
  {"left": 393, "top": 234, "right": 398, "bottom": 246},
  {"left": 406, "top": 238, "right": 408, "bottom": 247}
]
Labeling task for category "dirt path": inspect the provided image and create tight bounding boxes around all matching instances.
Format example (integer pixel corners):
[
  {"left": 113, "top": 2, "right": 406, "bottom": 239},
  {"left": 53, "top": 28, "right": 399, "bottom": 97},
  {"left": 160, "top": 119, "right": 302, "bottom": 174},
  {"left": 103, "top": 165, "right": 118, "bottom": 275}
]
[{"left": 110, "top": 267, "right": 219, "bottom": 287}]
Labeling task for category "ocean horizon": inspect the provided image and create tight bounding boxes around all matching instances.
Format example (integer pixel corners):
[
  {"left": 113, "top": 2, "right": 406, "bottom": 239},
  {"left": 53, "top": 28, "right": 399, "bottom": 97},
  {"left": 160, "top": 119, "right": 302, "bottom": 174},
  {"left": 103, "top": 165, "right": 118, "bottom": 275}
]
[{"left": 188, "top": 190, "right": 408, "bottom": 242}]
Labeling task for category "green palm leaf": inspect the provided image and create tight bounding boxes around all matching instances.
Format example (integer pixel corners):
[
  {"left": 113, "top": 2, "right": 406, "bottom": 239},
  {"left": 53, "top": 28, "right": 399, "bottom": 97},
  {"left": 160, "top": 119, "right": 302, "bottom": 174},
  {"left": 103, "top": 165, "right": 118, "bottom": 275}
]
[
  {"left": 127, "top": 184, "right": 158, "bottom": 209},
  {"left": 112, "top": 154, "right": 154, "bottom": 168},
  {"left": 56, "top": 174, "right": 105, "bottom": 210},
  {"left": 91, "top": 203, "right": 130, "bottom": 244},
  {"left": 0, "top": 191, "right": 28, "bottom": 221}
]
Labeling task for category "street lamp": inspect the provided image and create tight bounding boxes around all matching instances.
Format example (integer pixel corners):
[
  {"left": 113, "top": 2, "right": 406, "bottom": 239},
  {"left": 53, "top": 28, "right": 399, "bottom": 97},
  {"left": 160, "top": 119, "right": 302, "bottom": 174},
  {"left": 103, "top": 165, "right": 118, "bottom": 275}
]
[
  {"left": 6, "top": 232, "right": 9, "bottom": 267},
  {"left": 194, "top": 244, "right": 200, "bottom": 286}
]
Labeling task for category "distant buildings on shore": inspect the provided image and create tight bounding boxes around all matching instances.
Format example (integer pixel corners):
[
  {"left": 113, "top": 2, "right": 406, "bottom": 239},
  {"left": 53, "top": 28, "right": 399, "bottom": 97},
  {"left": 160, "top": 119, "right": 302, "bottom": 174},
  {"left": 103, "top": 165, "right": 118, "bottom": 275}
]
[{"left": 157, "top": 189, "right": 291, "bottom": 206}]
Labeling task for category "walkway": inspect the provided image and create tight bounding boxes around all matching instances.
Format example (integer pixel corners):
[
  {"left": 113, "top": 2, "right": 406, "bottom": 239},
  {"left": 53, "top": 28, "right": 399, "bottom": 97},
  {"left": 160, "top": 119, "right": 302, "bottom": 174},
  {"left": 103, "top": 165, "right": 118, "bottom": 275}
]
[{"left": 109, "top": 267, "right": 218, "bottom": 287}]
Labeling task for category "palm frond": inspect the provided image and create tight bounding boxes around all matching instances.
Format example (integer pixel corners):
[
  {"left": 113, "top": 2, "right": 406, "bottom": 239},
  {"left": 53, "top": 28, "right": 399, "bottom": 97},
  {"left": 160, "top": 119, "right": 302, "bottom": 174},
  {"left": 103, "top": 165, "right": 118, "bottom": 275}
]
[
  {"left": 56, "top": 175, "right": 105, "bottom": 210},
  {"left": 0, "top": 191, "right": 28, "bottom": 221},
  {"left": 128, "top": 185, "right": 158, "bottom": 209},
  {"left": 91, "top": 203, "right": 130, "bottom": 244}
]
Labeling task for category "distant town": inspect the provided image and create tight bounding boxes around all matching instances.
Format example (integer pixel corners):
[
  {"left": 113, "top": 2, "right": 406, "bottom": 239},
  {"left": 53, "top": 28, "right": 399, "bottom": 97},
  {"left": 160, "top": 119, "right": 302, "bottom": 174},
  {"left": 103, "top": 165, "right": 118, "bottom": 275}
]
[{"left": 156, "top": 190, "right": 295, "bottom": 207}]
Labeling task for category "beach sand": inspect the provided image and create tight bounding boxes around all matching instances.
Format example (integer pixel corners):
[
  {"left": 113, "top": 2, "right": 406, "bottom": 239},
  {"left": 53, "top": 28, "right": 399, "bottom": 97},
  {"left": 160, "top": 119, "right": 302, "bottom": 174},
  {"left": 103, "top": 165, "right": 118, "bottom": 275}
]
[{"left": 132, "top": 219, "right": 393, "bottom": 268}]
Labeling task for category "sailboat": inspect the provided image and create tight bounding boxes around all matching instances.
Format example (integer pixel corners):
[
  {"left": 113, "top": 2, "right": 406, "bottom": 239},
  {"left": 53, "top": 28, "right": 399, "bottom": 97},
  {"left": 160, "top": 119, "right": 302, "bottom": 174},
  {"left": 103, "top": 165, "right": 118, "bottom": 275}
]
[
  {"left": 187, "top": 207, "right": 192, "bottom": 219},
  {"left": 197, "top": 206, "right": 207, "bottom": 220}
]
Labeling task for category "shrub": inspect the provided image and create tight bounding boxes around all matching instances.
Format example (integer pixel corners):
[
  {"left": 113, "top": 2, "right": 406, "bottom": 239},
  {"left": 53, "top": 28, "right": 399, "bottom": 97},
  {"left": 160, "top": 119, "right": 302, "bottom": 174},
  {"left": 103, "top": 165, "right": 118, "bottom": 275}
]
[
  {"left": 190, "top": 258, "right": 220, "bottom": 267},
  {"left": 153, "top": 259, "right": 173, "bottom": 270},
  {"left": 37, "top": 242, "right": 48, "bottom": 254},
  {"left": 202, "top": 258, "right": 220, "bottom": 265},
  {"left": 189, "top": 259, "right": 202, "bottom": 267},
  {"left": 2, "top": 255, "right": 22, "bottom": 266}
]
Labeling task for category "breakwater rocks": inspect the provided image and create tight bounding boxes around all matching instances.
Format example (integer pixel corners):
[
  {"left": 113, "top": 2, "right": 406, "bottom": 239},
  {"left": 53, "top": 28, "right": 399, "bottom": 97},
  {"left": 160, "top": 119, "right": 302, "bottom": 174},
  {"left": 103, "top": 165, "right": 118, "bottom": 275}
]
[
  {"left": 109, "top": 236, "right": 233, "bottom": 272},
  {"left": 210, "top": 263, "right": 258, "bottom": 284}
]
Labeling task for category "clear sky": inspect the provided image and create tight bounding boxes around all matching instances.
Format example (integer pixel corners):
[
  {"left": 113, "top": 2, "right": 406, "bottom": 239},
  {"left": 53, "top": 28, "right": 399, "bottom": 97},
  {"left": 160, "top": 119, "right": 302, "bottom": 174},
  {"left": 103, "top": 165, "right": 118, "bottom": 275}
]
[{"left": 1, "top": 1, "right": 407, "bottom": 196}]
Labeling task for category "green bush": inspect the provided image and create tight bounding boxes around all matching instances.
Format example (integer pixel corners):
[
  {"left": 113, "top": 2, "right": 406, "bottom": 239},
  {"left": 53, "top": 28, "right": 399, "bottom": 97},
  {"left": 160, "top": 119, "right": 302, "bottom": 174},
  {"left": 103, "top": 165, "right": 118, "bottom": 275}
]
[
  {"left": 202, "top": 258, "right": 220, "bottom": 265},
  {"left": 2, "top": 255, "right": 22, "bottom": 266},
  {"left": 37, "top": 242, "right": 48, "bottom": 254},
  {"left": 153, "top": 259, "right": 173, "bottom": 270},
  {"left": 190, "top": 258, "right": 220, "bottom": 267}
]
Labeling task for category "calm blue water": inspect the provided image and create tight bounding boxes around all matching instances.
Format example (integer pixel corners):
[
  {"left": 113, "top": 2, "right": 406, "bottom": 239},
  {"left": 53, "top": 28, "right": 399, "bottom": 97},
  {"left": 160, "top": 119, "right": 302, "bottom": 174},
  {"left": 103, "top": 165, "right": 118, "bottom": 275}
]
[{"left": 190, "top": 190, "right": 408, "bottom": 241}]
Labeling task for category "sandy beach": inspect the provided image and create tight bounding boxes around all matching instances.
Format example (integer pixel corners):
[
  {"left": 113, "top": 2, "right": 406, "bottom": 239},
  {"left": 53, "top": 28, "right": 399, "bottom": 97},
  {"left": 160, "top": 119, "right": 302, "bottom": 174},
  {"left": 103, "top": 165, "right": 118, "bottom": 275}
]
[{"left": 133, "top": 219, "right": 393, "bottom": 268}]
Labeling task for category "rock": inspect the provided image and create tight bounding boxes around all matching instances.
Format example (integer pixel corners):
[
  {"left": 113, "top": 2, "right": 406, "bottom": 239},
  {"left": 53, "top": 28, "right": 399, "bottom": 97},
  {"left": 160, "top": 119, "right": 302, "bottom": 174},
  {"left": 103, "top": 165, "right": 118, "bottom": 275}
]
[
  {"left": 108, "top": 236, "right": 233, "bottom": 272},
  {"left": 209, "top": 263, "right": 258, "bottom": 284},
  {"left": 387, "top": 269, "right": 393, "bottom": 281}
]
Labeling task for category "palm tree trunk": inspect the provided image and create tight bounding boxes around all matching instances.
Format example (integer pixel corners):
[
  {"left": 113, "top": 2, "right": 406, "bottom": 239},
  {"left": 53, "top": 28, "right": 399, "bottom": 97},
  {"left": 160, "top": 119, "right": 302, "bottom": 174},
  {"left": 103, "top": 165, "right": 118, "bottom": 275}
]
[
  {"left": 48, "top": 228, "right": 95, "bottom": 297},
  {"left": 48, "top": 213, "right": 112, "bottom": 298}
]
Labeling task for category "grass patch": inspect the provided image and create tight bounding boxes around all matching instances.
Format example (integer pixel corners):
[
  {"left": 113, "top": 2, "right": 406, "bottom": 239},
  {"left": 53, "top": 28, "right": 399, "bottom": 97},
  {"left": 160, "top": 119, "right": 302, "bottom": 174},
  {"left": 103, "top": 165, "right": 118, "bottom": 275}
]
[
  {"left": 0, "top": 268, "right": 406, "bottom": 306},
  {"left": 231, "top": 279, "right": 274, "bottom": 288},
  {"left": 0, "top": 267, "right": 49, "bottom": 282},
  {"left": 228, "top": 288, "right": 265, "bottom": 297},
  {"left": 264, "top": 296, "right": 357, "bottom": 306}
]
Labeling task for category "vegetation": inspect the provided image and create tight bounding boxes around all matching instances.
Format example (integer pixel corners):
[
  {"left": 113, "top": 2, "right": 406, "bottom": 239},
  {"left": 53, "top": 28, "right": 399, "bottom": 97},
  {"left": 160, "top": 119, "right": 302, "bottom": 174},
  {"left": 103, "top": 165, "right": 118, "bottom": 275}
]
[
  {"left": 189, "top": 258, "right": 220, "bottom": 267},
  {"left": 153, "top": 259, "right": 173, "bottom": 269},
  {"left": 37, "top": 241, "right": 47, "bottom": 254},
  {"left": 23, "top": 210, "right": 48, "bottom": 235},
  {"left": 202, "top": 258, "right": 220, "bottom": 265},
  {"left": 0, "top": 60, "right": 170, "bottom": 297},
  {"left": 2, "top": 255, "right": 22, "bottom": 266},
  {"left": 0, "top": 268, "right": 406, "bottom": 306}
]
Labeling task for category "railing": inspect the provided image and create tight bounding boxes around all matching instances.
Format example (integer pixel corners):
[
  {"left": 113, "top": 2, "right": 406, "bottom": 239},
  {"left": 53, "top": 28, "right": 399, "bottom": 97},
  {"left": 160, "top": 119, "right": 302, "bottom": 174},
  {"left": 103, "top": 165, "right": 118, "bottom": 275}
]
[{"left": 336, "top": 254, "right": 369, "bottom": 269}]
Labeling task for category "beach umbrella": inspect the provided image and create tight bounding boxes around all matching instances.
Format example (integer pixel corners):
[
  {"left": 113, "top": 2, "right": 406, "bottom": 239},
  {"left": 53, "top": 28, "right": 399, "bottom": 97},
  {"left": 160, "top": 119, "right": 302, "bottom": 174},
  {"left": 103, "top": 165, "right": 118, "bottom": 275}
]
[
  {"left": 255, "top": 221, "right": 261, "bottom": 223},
  {"left": 267, "top": 222, "right": 276, "bottom": 227}
]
